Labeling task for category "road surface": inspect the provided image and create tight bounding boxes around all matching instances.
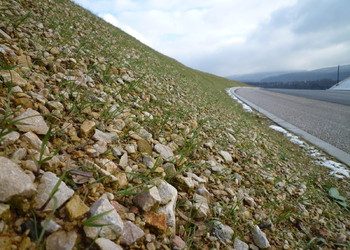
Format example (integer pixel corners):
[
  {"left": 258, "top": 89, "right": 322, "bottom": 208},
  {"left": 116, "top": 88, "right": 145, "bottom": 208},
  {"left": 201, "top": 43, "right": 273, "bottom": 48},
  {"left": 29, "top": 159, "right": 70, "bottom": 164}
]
[
  {"left": 266, "top": 89, "right": 350, "bottom": 106},
  {"left": 234, "top": 88, "right": 350, "bottom": 156}
]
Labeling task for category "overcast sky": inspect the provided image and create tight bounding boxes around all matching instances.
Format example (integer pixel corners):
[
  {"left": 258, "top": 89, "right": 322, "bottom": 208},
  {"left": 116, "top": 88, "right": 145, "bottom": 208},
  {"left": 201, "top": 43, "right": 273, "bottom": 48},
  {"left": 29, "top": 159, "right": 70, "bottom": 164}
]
[{"left": 73, "top": 0, "right": 350, "bottom": 76}]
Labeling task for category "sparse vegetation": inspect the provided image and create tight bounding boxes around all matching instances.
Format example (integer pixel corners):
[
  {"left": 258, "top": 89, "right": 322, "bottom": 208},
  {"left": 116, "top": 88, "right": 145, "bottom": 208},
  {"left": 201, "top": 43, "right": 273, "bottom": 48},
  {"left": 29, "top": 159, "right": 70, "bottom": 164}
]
[{"left": 0, "top": 0, "right": 349, "bottom": 249}]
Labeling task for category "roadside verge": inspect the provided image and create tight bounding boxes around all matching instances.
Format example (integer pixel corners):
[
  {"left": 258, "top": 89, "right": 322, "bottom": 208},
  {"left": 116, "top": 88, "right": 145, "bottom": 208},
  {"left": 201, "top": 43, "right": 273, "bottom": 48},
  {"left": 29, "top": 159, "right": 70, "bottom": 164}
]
[{"left": 228, "top": 87, "right": 350, "bottom": 168}]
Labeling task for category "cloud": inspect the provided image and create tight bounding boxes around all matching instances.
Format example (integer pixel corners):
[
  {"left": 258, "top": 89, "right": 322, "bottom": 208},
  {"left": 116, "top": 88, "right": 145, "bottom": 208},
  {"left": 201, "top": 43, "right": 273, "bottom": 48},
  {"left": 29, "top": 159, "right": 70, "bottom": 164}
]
[
  {"left": 73, "top": 0, "right": 350, "bottom": 76},
  {"left": 99, "top": 13, "right": 152, "bottom": 45},
  {"left": 193, "top": 0, "right": 350, "bottom": 75}
]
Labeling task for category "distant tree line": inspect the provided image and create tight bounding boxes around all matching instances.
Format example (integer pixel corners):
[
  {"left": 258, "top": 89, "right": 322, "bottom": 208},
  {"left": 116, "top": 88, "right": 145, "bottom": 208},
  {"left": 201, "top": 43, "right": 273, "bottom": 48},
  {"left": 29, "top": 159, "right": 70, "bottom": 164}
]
[{"left": 246, "top": 79, "right": 337, "bottom": 90}]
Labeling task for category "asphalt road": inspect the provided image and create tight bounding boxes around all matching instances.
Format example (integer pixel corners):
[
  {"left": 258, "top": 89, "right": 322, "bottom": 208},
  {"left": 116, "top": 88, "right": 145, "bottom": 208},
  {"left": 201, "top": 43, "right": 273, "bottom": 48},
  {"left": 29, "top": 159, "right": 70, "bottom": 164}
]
[
  {"left": 235, "top": 88, "right": 350, "bottom": 154},
  {"left": 266, "top": 89, "right": 350, "bottom": 106}
]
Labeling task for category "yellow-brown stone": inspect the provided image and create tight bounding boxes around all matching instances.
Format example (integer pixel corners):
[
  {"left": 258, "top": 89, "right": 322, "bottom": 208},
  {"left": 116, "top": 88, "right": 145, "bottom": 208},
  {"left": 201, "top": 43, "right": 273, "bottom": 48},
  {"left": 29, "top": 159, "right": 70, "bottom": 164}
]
[
  {"left": 145, "top": 213, "right": 167, "bottom": 232},
  {"left": 65, "top": 195, "right": 89, "bottom": 220}
]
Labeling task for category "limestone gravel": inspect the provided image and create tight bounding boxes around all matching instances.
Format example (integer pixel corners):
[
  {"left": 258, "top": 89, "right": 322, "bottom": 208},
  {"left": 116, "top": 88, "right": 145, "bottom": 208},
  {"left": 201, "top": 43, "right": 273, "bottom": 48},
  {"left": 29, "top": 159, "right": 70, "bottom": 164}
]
[{"left": 0, "top": 0, "right": 349, "bottom": 249}]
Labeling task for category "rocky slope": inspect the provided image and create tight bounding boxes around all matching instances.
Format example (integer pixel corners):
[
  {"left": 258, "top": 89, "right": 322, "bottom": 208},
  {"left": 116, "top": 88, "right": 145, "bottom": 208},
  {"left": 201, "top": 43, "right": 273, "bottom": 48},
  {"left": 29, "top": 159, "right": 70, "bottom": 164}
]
[{"left": 0, "top": 0, "right": 349, "bottom": 249}]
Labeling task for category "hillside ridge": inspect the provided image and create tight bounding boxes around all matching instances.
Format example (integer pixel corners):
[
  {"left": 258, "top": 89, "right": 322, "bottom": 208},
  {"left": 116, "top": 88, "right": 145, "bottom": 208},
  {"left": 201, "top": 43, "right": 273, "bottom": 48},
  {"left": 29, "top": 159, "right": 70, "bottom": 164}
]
[{"left": 0, "top": 0, "right": 349, "bottom": 249}]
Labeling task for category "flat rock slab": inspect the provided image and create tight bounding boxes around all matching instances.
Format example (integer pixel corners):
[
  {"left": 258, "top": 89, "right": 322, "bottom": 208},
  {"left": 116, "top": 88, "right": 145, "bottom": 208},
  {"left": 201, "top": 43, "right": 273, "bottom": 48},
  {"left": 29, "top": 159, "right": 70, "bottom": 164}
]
[
  {"left": 193, "top": 194, "right": 209, "bottom": 218},
  {"left": 1, "top": 131, "right": 20, "bottom": 146},
  {"left": 154, "top": 144, "right": 174, "bottom": 161},
  {"left": 145, "top": 213, "right": 167, "bottom": 232},
  {"left": 251, "top": 225, "right": 270, "bottom": 249},
  {"left": 34, "top": 172, "right": 74, "bottom": 211},
  {"left": 95, "top": 238, "right": 123, "bottom": 250},
  {"left": 84, "top": 197, "right": 124, "bottom": 240},
  {"left": 80, "top": 120, "right": 95, "bottom": 138},
  {"left": 65, "top": 194, "right": 89, "bottom": 220},
  {"left": 0, "top": 70, "right": 28, "bottom": 87},
  {"left": 22, "top": 131, "right": 49, "bottom": 154},
  {"left": 0, "top": 157, "right": 36, "bottom": 202},
  {"left": 211, "top": 221, "right": 234, "bottom": 243},
  {"left": 120, "top": 221, "right": 145, "bottom": 246},
  {"left": 133, "top": 186, "right": 161, "bottom": 212},
  {"left": 234, "top": 238, "right": 249, "bottom": 250},
  {"left": 46, "top": 231, "right": 77, "bottom": 250},
  {"left": 14, "top": 108, "right": 49, "bottom": 135},
  {"left": 218, "top": 150, "right": 232, "bottom": 163}
]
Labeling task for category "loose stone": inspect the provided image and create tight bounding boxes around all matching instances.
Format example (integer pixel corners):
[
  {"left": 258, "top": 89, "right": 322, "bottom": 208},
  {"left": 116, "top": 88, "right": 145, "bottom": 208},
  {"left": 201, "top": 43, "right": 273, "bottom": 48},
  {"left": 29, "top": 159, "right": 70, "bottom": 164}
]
[
  {"left": 120, "top": 221, "right": 145, "bottom": 245},
  {"left": 45, "top": 231, "right": 77, "bottom": 250},
  {"left": 234, "top": 238, "right": 249, "bottom": 250},
  {"left": 251, "top": 225, "right": 271, "bottom": 249},
  {"left": 80, "top": 120, "right": 96, "bottom": 137},
  {"left": 0, "top": 157, "right": 36, "bottom": 202},
  {"left": 218, "top": 150, "right": 232, "bottom": 163},
  {"left": 1, "top": 131, "right": 20, "bottom": 146},
  {"left": 154, "top": 144, "right": 174, "bottom": 161},
  {"left": 84, "top": 197, "right": 124, "bottom": 240},
  {"left": 14, "top": 108, "right": 49, "bottom": 134},
  {"left": 133, "top": 186, "right": 161, "bottom": 212},
  {"left": 95, "top": 238, "right": 123, "bottom": 250},
  {"left": 65, "top": 195, "right": 89, "bottom": 220},
  {"left": 193, "top": 194, "right": 209, "bottom": 218},
  {"left": 145, "top": 213, "right": 167, "bottom": 232},
  {"left": 211, "top": 221, "right": 234, "bottom": 243},
  {"left": 34, "top": 172, "right": 74, "bottom": 211}
]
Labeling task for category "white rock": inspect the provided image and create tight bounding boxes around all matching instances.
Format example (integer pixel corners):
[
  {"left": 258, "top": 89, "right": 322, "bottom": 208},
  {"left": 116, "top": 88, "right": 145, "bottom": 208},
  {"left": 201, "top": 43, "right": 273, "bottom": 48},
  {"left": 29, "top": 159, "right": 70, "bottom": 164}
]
[
  {"left": 133, "top": 186, "right": 161, "bottom": 212},
  {"left": 119, "top": 152, "right": 128, "bottom": 168},
  {"left": 84, "top": 197, "right": 124, "bottom": 240},
  {"left": 212, "top": 221, "right": 234, "bottom": 243},
  {"left": 41, "top": 220, "right": 61, "bottom": 233},
  {"left": 156, "top": 179, "right": 178, "bottom": 205},
  {"left": 143, "top": 156, "right": 156, "bottom": 168},
  {"left": 244, "top": 196, "right": 256, "bottom": 207},
  {"left": 93, "top": 129, "right": 117, "bottom": 144},
  {"left": 204, "top": 141, "right": 213, "bottom": 149},
  {"left": 12, "top": 86, "right": 23, "bottom": 93},
  {"left": 112, "top": 147, "right": 124, "bottom": 157},
  {"left": 0, "top": 157, "right": 36, "bottom": 202},
  {"left": 0, "top": 203, "right": 10, "bottom": 216},
  {"left": 27, "top": 91, "right": 47, "bottom": 104},
  {"left": 46, "top": 231, "right": 77, "bottom": 250},
  {"left": 34, "top": 172, "right": 74, "bottom": 211},
  {"left": 0, "top": 70, "right": 27, "bottom": 87},
  {"left": 0, "top": 221, "right": 5, "bottom": 233},
  {"left": 109, "top": 104, "right": 120, "bottom": 114},
  {"left": 218, "top": 150, "right": 232, "bottom": 163},
  {"left": 125, "top": 144, "right": 136, "bottom": 154},
  {"left": 14, "top": 108, "right": 49, "bottom": 134},
  {"left": 93, "top": 141, "right": 108, "bottom": 154},
  {"left": 95, "top": 238, "right": 123, "bottom": 250},
  {"left": 1, "top": 131, "right": 20, "bottom": 146},
  {"left": 47, "top": 101, "right": 64, "bottom": 111},
  {"left": 22, "top": 131, "right": 49, "bottom": 154},
  {"left": 195, "top": 184, "right": 210, "bottom": 198},
  {"left": 11, "top": 148, "right": 27, "bottom": 160},
  {"left": 0, "top": 29, "right": 11, "bottom": 40},
  {"left": 156, "top": 180, "right": 178, "bottom": 229},
  {"left": 155, "top": 144, "right": 174, "bottom": 161},
  {"left": 234, "top": 238, "right": 249, "bottom": 250},
  {"left": 177, "top": 176, "right": 196, "bottom": 189},
  {"left": 120, "top": 221, "right": 145, "bottom": 246},
  {"left": 186, "top": 172, "right": 207, "bottom": 183},
  {"left": 251, "top": 225, "right": 270, "bottom": 249},
  {"left": 98, "top": 159, "right": 118, "bottom": 173},
  {"left": 193, "top": 194, "right": 209, "bottom": 218}
]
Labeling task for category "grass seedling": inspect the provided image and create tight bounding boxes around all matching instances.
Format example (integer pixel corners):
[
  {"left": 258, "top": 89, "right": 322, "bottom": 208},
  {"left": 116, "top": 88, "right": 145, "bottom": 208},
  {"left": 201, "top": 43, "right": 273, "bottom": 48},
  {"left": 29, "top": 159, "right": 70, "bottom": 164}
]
[
  {"left": 34, "top": 126, "right": 60, "bottom": 176},
  {"left": 35, "top": 196, "right": 58, "bottom": 249},
  {"left": 82, "top": 209, "right": 113, "bottom": 227}
]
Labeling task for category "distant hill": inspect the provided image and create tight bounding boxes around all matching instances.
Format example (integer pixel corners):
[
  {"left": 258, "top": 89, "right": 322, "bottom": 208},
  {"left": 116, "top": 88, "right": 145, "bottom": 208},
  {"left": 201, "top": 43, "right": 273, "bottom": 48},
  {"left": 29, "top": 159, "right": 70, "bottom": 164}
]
[
  {"left": 228, "top": 64, "right": 350, "bottom": 83},
  {"left": 227, "top": 71, "right": 300, "bottom": 82}
]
